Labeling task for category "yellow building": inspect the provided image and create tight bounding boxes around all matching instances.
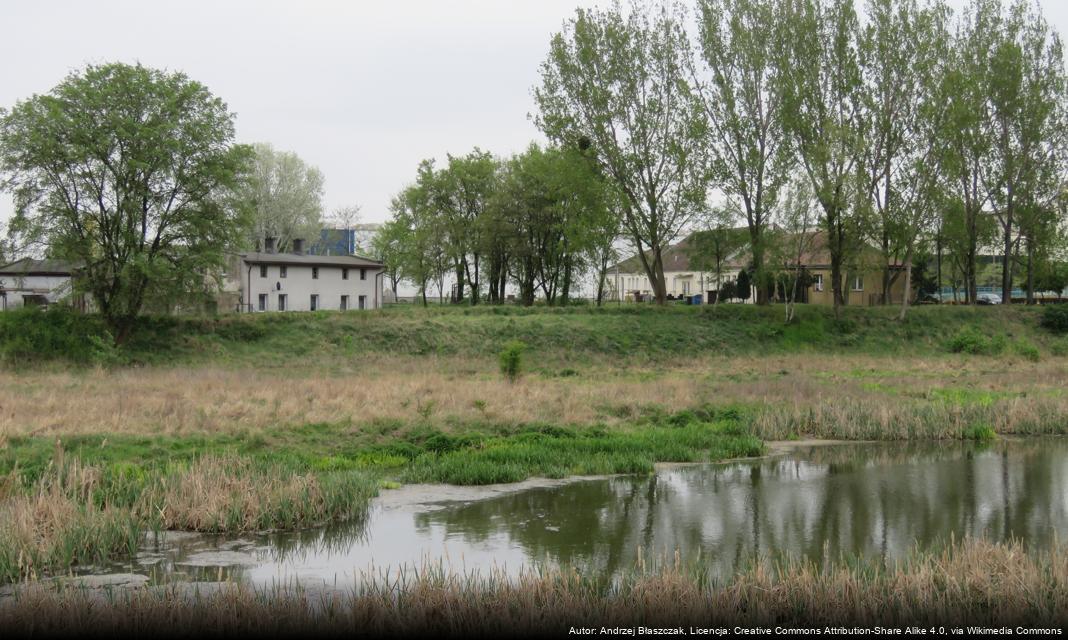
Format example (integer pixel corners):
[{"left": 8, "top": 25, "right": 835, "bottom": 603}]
[{"left": 778, "top": 232, "right": 909, "bottom": 307}]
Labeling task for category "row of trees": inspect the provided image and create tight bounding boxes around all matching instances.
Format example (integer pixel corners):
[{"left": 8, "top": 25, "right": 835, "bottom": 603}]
[
  {"left": 527, "top": 0, "right": 1068, "bottom": 316},
  {"left": 375, "top": 145, "right": 621, "bottom": 306}
]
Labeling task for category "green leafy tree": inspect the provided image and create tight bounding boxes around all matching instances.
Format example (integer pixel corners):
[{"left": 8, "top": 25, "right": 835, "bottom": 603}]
[
  {"left": 534, "top": 0, "right": 708, "bottom": 304},
  {"left": 778, "top": 0, "right": 865, "bottom": 316},
  {"left": 687, "top": 205, "right": 746, "bottom": 305},
  {"left": 233, "top": 142, "right": 324, "bottom": 252},
  {"left": 492, "top": 143, "right": 618, "bottom": 306},
  {"left": 734, "top": 268, "right": 751, "bottom": 303},
  {"left": 431, "top": 150, "right": 499, "bottom": 305},
  {"left": 937, "top": 0, "right": 1000, "bottom": 303},
  {"left": 856, "top": 0, "right": 948, "bottom": 318},
  {"left": 983, "top": 0, "right": 1068, "bottom": 303},
  {"left": 371, "top": 213, "right": 406, "bottom": 299},
  {"left": 0, "top": 63, "right": 250, "bottom": 342},
  {"left": 691, "top": 0, "right": 791, "bottom": 305},
  {"left": 773, "top": 171, "right": 820, "bottom": 322},
  {"left": 386, "top": 178, "right": 445, "bottom": 307}
]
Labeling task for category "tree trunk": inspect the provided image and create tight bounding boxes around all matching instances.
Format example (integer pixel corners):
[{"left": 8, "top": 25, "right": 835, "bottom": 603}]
[
  {"left": 828, "top": 218, "right": 845, "bottom": 317},
  {"left": 1001, "top": 217, "right": 1013, "bottom": 304},
  {"left": 561, "top": 256, "right": 573, "bottom": 306},
  {"left": 1026, "top": 238, "right": 1035, "bottom": 305},
  {"left": 454, "top": 263, "right": 465, "bottom": 304},
  {"left": 936, "top": 230, "right": 943, "bottom": 304},
  {"left": 651, "top": 248, "right": 667, "bottom": 304},
  {"left": 899, "top": 249, "right": 913, "bottom": 321},
  {"left": 751, "top": 229, "right": 767, "bottom": 305}
]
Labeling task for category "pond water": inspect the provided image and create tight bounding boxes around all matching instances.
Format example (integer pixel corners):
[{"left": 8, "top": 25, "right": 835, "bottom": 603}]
[{"left": 44, "top": 438, "right": 1068, "bottom": 590}]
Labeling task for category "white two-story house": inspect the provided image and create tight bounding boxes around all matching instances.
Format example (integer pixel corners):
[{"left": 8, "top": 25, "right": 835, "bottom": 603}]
[{"left": 228, "top": 237, "right": 386, "bottom": 312}]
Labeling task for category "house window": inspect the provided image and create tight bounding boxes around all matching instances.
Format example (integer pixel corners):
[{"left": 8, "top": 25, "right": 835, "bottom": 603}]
[
  {"left": 280, "top": 265, "right": 288, "bottom": 279},
  {"left": 278, "top": 294, "right": 287, "bottom": 311},
  {"left": 310, "top": 294, "right": 319, "bottom": 311},
  {"left": 259, "top": 264, "right": 268, "bottom": 278},
  {"left": 852, "top": 275, "right": 864, "bottom": 291},
  {"left": 358, "top": 295, "right": 366, "bottom": 310},
  {"left": 814, "top": 274, "right": 824, "bottom": 292},
  {"left": 341, "top": 295, "right": 349, "bottom": 311},
  {"left": 342, "top": 268, "right": 349, "bottom": 280},
  {"left": 258, "top": 294, "right": 267, "bottom": 311},
  {"left": 360, "top": 268, "right": 367, "bottom": 281},
  {"left": 312, "top": 267, "right": 319, "bottom": 280}
]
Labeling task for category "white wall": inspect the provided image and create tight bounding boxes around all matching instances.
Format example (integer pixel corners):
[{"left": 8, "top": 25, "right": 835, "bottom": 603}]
[
  {"left": 240, "top": 263, "right": 383, "bottom": 311},
  {"left": 610, "top": 268, "right": 755, "bottom": 303},
  {"left": 0, "top": 274, "right": 73, "bottom": 310}
]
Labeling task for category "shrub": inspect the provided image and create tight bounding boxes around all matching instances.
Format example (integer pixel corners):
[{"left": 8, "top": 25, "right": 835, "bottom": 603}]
[
  {"left": 946, "top": 328, "right": 1005, "bottom": 355},
  {"left": 0, "top": 306, "right": 117, "bottom": 365},
  {"left": 1014, "top": 339, "right": 1041, "bottom": 362},
  {"left": 962, "top": 424, "right": 997, "bottom": 442},
  {"left": 1040, "top": 305, "right": 1068, "bottom": 334},
  {"left": 1051, "top": 338, "right": 1068, "bottom": 357},
  {"left": 499, "top": 340, "right": 526, "bottom": 383}
]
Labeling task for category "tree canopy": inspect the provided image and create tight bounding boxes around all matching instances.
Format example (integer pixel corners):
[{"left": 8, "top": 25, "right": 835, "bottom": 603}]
[{"left": 0, "top": 62, "right": 250, "bottom": 340}]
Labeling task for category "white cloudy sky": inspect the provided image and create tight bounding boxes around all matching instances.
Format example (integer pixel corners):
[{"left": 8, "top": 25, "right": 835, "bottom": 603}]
[{"left": 1, "top": 0, "right": 1066, "bottom": 226}]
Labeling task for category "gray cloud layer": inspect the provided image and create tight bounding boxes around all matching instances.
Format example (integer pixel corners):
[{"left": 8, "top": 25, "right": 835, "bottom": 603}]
[{"left": 1, "top": 0, "right": 1065, "bottom": 225}]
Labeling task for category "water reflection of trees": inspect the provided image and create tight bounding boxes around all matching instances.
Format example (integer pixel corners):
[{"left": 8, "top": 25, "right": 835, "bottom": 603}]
[{"left": 413, "top": 439, "right": 1068, "bottom": 578}]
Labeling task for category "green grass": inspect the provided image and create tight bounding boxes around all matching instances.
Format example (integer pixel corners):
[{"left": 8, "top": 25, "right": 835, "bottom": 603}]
[
  {"left": 3, "top": 303, "right": 1058, "bottom": 367},
  {"left": 0, "top": 409, "right": 764, "bottom": 489}
]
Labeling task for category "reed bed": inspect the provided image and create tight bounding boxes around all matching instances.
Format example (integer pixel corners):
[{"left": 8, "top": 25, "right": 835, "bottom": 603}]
[
  {"left": 0, "top": 539, "right": 1064, "bottom": 634},
  {"left": 0, "top": 454, "right": 379, "bottom": 584}
]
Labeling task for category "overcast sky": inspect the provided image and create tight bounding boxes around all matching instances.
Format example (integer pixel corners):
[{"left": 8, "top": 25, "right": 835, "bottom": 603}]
[{"left": 1, "top": 0, "right": 1066, "bottom": 227}]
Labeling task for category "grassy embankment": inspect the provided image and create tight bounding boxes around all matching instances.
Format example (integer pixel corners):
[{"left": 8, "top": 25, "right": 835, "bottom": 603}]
[
  {"left": 2, "top": 539, "right": 1066, "bottom": 633},
  {"left": 0, "top": 303, "right": 1066, "bottom": 583}
]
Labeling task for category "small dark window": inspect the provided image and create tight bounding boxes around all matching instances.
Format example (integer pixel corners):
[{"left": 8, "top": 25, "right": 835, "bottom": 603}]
[
  {"left": 312, "top": 267, "right": 319, "bottom": 280},
  {"left": 259, "top": 264, "right": 268, "bottom": 278},
  {"left": 360, "top": 268, "right": 366, "bottom": 281},
  {"left": 342, "top": 268, "right": 349, "bottom": 280},
  {"left": 358, "top": 295, "right": 366, "bottom": 310},
  {"left": 310, "top": 294, "right": 318, "bottom": 311},
  {"left": 340, "top": 295, "right": 349, "bottom": 311},
  {"left": 258, "top": 294, "right": 267, "bottom": 311},
  {"left": 278, "top": 294, "right": 287, "bottom": 311},
  {"left": 280, "top": 265, "right": 288, "bottom": 278}
]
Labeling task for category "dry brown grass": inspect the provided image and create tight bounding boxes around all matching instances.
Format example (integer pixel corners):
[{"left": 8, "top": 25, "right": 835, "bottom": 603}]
[
  {"left": 1, "top": 539, "right": 1064, "bottom": 633},
  {"left": 143, "top": 457, "right": 374, "bottom": 533},
  {"left": 1, "top": 354, "right": 1066, "bottom": 440},
  {"left": 0, "top": 458, "right": 140, "bottom": 581}
]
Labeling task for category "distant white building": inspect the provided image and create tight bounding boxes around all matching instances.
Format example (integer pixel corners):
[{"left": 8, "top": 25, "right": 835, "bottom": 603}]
[
  {"left": 0, "top": 259, "right": 85, "bottom": 311},
  {"left": 223, "top": 238, "right": 386, "bottom": 312},
  {"left": 609, "top": 233, "right": 752, "bottom": 303}
]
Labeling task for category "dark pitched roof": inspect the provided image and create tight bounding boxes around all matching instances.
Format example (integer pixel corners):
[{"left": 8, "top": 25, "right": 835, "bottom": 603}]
[
  {"left": 239, "top": 252, "right": 384, "bottom": 268},
  {"left": 0, "top": 258, "right": 80, "bottom": 276},
  {"left": 772, "top": 231, "right": 904, "bottom": 269}
]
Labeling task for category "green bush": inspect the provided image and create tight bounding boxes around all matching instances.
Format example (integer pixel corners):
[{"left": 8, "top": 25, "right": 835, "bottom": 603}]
[
  {"left": 962, "top": 424, "right": 997, "bottom": 442},
  {"left": 1050, "top": 338, "right": 1068, "bottom": 357},
  {"left": 499, "top": 340, "right": 526, "bottom": 383},
  {"left": 1014, "top": 339, "right": 1041, "bottom": 362},
  {"left": 1041, "top": 305, "right": 1068, "bottom": 334},
  {"left": 947, "top": 328, "right": 1006, "bottom": 356},
  {"left": 0, "top": 306, "right": 117, "bottom": 365}
]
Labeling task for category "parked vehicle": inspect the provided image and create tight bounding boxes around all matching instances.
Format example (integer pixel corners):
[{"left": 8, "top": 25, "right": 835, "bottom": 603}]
[{"left": 976, "top": 292, "right": 1003, "bottom": 305}]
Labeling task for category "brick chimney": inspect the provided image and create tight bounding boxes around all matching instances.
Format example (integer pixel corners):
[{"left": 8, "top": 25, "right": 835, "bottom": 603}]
[
  {"left": 264, "top": 237, "right": 277, "bottom": 254},
  {"left": 292, "top": 238, "right": 305, "bottom": 255}
]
